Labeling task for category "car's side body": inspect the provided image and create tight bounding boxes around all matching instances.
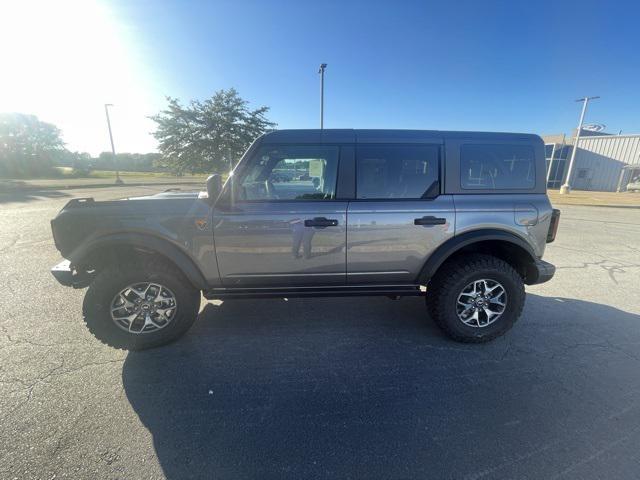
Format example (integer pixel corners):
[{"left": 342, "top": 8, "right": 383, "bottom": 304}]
[
  {"left": 50, "top": 129, "right": 560, "bottom": 348},
  {"left": 51, "top": 129, "right": 556, "bottom": 299},
  {"left": 208, "top": 129, "right": 554, "bottom": 295}
]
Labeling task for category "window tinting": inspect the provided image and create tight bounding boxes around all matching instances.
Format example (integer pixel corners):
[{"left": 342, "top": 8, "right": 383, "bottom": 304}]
[
  {"left": 239, "top": 145, "right": 339, "bottom": 200},
  {"left": 460, "top": 144, "right": 535, "bottom": 190},
  {"left": 356, "top": 145, "right": 439, "bottom": 199}
]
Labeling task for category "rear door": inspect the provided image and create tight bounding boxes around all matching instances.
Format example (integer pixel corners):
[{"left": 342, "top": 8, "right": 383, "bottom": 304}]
[
  {"left": 346, "top": 143, "right": 455, "bottom": 284},
  {"left": 213, "top": 143, "right": 349, "bottom": 287}
]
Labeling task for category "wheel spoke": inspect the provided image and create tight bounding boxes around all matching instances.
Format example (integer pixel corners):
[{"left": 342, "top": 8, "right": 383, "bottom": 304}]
[
  {"left": 142, "top": 283, "right": 156, "bottom": 300},
  {"left": 111, "top": 294, "right": 134, "bottom": 313},
  {"left": 127, "top": 313, "right": 144, "bottom": 332},
  {"left": 153, "top": 286, "right": 166, "bottom": 303},
  {"left": 156, "top": 306, "right": 175, "bottom": 318},
  {"left": 489, "top": 297, "right": 505, "bottom": 306},
  {"left": 130, "top": 284, "right": 148, "bottom": 299},
  {"left": 482, "top": 306, "right": 497, "bottom": 320},
  {"left": 469, "top": 309, "right": 480, "bottom": 326},
  {"left": 142, "top": 312, "right": 162, "bottom": 330}
]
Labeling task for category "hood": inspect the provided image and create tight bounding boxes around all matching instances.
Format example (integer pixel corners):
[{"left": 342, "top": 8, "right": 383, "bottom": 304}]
[{"left": 51, "top": 190, "right": 208, "bottom": 258}]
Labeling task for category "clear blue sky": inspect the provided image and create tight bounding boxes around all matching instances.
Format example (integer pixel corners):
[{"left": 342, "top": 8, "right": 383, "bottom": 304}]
[{"left": 3, "top": 0, "right": 639, "bottom": 153}]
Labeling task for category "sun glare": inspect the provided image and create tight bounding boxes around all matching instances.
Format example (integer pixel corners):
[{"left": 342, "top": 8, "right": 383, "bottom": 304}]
[{"left": 0, "top": 0, "right": 159, "bottom": 154}]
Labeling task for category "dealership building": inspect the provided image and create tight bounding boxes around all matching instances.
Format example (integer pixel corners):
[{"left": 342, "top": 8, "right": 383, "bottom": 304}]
[{"left": 542, "top": 130, "right": 640, "bottom": 191}]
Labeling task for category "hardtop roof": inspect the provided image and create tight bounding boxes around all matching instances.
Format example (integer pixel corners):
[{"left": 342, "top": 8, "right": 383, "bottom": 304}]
[{"left": 260, "top": 129, "right": 542, "bottom": 144}]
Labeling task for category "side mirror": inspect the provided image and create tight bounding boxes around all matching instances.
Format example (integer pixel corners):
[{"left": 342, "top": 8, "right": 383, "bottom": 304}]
[{"left": 206, "top": 174, "right": 223, "bottom": 203}]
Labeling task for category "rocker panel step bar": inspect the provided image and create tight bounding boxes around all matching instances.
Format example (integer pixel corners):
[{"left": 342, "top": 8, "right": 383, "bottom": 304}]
[{"left": 203, "top": 285, "right": 424, "bottom": 300}]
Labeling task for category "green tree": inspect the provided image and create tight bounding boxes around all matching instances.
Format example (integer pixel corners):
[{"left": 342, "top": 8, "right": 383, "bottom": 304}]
[
  {"left": 150, "top": 89, "right": 276, "bottom": 174},
  {"left": 0, "top": 113, "right": 65, "bottom": 178}
]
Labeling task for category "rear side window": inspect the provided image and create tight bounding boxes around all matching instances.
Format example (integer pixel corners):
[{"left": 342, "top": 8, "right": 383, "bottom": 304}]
[
  {"left": 356, "top": 145, "right": 439, "bottom": 199},
  {"left": 460, "top": 144, "right": 535, "bottom": 190}
]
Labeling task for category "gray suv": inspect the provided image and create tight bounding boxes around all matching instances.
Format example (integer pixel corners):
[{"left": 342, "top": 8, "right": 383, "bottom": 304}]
[{"left": 51, "top": 129, "right": 559, "bottom": 350}]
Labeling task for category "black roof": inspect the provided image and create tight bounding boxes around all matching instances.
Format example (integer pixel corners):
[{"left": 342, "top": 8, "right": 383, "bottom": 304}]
[{"left": 260, "top": 129, "right": 541, "bottom": 144}]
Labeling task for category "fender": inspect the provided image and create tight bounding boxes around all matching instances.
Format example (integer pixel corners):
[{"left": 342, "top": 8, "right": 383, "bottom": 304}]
[
  {"left": 68, "top": 232, "right": 208, "bottom": 290},
  {"left": 418, "top": 229, "right": 537, "bottom": 284}
]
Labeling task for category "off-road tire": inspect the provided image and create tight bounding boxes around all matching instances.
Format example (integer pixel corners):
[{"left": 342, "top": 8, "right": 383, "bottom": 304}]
[
  {"left": 426, "top": 254, "right": 525, "bottom": 343},
  {"left": 83, "top": 261, "right": 201, "bottom": 350}
]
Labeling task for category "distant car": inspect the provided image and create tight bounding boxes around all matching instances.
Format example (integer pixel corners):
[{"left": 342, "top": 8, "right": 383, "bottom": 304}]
[
  {"left": 627, "top": 179, "right": 640, "bottom": 192},
  {"left": 50, "top": 129, "right": 559, "bottom": 350},
  {"left": 270, "top": 171, "right": 292, "bottom": 183}
]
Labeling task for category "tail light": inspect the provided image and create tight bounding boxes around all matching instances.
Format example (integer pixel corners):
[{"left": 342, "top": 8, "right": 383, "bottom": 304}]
[{"left": 546, "top": 209, "right": 560, "bottom": 243}]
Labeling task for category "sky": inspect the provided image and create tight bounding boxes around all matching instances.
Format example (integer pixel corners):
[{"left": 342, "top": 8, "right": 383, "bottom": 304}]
[{"left": 2, "top": 0, "right": 639, "bottom": 155}]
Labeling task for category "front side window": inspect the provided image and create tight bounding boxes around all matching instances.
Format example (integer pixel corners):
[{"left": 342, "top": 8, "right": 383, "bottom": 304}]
[
  {"left": 239, "top": 145, "right": 339, "bottom": 200},
  {"left": 461, "top": 144, "right": 535, "bottom": 190},
  {"left": 356, "top": 145, "right": 439, "bottom": 199}
]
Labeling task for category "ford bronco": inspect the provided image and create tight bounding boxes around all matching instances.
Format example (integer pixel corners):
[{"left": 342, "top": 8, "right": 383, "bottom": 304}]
[{"left": 51, "top": 129, "right": 559, "bottom": 350}]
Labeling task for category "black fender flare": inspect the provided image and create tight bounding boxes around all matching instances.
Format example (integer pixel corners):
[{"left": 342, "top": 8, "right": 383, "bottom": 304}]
[
  {"left": 68, "top": 232, "right": 208, "bottom": 290},
  {"left": 418, "top": 229, "right": 537, "bottom": 284}
]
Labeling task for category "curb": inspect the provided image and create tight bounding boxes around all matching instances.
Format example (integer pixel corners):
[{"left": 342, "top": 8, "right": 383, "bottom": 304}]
[
  {"left": 552, "top": 203, "right": 640, "bottom": 210},
  {"left": 0, "top": 181, "right": 204, "bottom": 193}
]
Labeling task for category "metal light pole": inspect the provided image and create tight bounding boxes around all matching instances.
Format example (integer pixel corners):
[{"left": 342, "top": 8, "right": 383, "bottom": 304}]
[
  {"left": 560, "top": 96, "right": 599, "bottom": 194},
  {"left": 318, "top": 63, "right": 327, "bottom": 130},
  {"left": 104, "top": 103, "right": 123, "bottom": 184}
]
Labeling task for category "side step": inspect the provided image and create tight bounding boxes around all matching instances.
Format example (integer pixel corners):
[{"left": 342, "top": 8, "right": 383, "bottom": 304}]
[{"left": 203, "top": 285, "right": 424, "bottom": 300}]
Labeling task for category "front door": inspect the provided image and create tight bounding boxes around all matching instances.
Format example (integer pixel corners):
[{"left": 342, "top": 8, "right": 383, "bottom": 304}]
[
  {"left": 346, "top": 143, "right": 455, "bottom": 284},
  {"left": 213, "top": 144, "right": 347, "bottom": 287}
]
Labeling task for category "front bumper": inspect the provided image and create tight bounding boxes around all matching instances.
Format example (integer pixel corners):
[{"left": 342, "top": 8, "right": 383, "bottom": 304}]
[
  {"left": 51, "top": 260, "right": 94, "bottom": 288},
  {"left": 526, "top": 259, "right": 556, "bottom": 285}
]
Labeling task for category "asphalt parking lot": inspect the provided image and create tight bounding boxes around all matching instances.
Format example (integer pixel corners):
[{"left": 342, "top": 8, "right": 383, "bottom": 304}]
[{"left": 1, "top": 185, "right": 639, "bottom": 479}]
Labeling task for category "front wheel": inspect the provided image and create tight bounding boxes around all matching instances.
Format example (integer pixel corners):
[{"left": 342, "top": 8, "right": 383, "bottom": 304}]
[
  {"left": 83, "top": 261, "right": 201, "bottom": 350},
  {"left": 427, "top": 254, "right": 525, "bottom": 343}
]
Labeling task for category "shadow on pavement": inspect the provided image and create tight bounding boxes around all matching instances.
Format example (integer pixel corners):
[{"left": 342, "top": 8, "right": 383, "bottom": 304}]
[
  {"left": 123, "top": 294, "right": 640, "bottom": 479},
  {"left": 0, "top": 188, "right": 71, "bottom": 204}
]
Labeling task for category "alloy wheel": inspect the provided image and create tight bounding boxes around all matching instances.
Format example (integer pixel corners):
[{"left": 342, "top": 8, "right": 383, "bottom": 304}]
[
  {"left": 110, "top": 282, "right": 178, "bottom": 334},
  {"left": 456, "top": 279, "right": 507, "bottom": 328}
]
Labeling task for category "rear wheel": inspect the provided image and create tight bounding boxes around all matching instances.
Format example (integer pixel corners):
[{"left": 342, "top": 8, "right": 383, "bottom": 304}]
[
  {"left": 83, "top": 261, "right": 201, "bottom": 350},
  {"left": 426, "top": 254, "right": 525, "bottom": 343}
]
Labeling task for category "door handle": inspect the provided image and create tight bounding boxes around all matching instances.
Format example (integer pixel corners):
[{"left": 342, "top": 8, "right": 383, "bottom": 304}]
[
  {"left": 304, "top": 217, "right": 339, "bottom": 228},
  {"left": 414, "top": 216, "right": 447, "bottom": 226}
]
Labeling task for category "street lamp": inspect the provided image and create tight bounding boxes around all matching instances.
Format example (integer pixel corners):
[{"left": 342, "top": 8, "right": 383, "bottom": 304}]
[
  {"left": 560, "top": 96, "right": 599, "bottom": 194},
  {"left": 104, "top": 103, "right": 123, "bottom": 184},
  {"left": 318, "top": 63, "right": 327, "bottom": 130}
]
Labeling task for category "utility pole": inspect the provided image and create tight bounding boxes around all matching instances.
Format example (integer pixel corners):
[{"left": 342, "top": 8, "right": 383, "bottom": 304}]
[
  {"left": 318, "top": 63, "right": 327, "bottom": 130},
  {"left": 104, "top": 103, "right": 123, "bottom": 184},
  {"left": 560, "top": 96, "right": 599, "bottom": 194}
]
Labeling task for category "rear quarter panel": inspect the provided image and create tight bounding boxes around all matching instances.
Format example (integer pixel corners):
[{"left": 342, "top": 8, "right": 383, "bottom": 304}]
[
  {"left": 453, "top": 194, "right": 553, "bottom": 258},
  {"left": 444, "top": 133, "right": 552, "bottom": 258}
]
